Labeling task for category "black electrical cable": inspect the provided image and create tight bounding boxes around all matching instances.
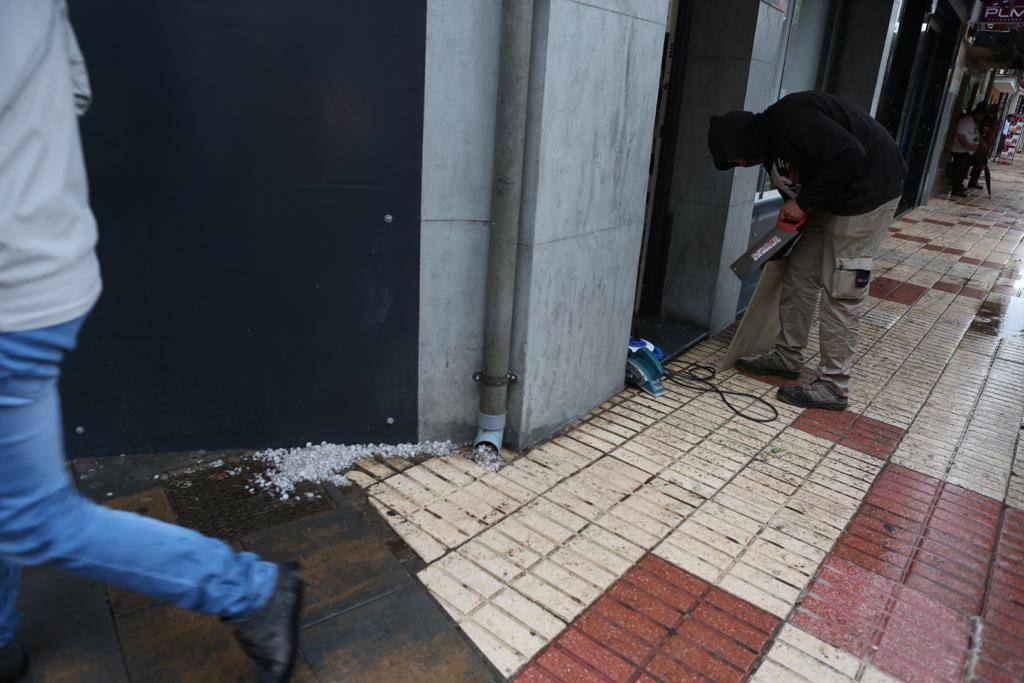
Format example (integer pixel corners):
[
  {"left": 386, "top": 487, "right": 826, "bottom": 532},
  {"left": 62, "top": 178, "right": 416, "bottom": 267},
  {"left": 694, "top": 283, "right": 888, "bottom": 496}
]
[{"left": 663, "top": 362, "right": 779, "bottom": 423}]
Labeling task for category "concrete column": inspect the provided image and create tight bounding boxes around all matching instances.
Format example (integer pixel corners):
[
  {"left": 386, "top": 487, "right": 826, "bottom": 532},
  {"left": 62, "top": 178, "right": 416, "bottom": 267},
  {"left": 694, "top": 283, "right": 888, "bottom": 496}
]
[
  {"left": 659, "top": 0, "right": 789, "bottom": 334},
  {"left": 505, "top": 0, "right": 670, "bottom": 448},
  {"left": 417, "top": 0, "right": 502, "bottom": 441}
]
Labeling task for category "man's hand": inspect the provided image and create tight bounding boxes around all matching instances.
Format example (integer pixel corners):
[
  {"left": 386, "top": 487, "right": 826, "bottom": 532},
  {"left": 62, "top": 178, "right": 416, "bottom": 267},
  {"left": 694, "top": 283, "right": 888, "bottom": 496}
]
[{"left": 780, "top": 199, "right": 806, "bottom": 224}]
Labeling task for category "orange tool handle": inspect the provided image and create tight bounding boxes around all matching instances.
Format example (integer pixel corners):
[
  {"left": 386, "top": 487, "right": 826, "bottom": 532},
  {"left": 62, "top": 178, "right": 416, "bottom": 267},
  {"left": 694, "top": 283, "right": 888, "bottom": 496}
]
[{"left": 776, "top": 215, "right": 806, "bottom": 233}]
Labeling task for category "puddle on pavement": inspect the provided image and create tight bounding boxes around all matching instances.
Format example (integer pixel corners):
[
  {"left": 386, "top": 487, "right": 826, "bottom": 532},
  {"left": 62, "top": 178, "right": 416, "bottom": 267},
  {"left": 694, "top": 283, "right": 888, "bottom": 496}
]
[{"left": 970, "top": 294, "right": 1024, "bottom": 338}]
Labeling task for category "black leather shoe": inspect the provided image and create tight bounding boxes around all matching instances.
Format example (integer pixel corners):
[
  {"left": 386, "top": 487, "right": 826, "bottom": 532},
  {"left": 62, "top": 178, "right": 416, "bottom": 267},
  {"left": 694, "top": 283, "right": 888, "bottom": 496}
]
[
  {"left": 0, "top": 640, "right": 28, "bottom": 683},
  {"left": 227, "top": 562, "right": 304, "bottom": 682}
]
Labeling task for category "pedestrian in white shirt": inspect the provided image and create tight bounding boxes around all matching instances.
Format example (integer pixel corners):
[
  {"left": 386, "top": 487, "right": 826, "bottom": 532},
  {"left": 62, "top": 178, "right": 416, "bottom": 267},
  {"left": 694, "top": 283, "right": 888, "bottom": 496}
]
[{"left": 949, "top": 106, "right": 983, "bottom": 196}]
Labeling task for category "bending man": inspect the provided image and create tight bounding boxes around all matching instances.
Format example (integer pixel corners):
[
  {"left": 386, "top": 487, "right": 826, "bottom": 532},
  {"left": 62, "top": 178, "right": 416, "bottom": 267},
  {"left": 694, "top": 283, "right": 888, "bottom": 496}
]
[{"left": 708, "top": 92, "right": 907, "bottom": 411}]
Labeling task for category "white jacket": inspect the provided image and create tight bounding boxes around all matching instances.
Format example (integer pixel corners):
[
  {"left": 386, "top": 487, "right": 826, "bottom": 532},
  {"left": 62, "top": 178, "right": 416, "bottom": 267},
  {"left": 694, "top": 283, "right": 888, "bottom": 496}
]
[{"left": 0, "top": 0, "right": 101, "bottom": 333}]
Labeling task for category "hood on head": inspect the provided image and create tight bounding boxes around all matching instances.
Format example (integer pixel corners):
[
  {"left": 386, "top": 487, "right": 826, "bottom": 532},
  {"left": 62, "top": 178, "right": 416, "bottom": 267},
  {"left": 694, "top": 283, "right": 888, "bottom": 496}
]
[{"left": 707, "top": 111, "right": 767, "bottom": 170}]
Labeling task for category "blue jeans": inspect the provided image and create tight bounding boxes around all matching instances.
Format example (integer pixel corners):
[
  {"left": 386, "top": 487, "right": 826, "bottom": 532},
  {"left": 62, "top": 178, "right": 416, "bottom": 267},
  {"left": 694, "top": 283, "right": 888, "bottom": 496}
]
[{"left": 0, "top": 316, "right": 277, "bottom": 646}]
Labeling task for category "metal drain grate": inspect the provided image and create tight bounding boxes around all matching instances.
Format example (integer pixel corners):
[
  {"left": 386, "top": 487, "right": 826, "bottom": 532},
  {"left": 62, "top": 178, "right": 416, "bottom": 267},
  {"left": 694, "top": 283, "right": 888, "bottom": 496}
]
[{"left": 164, "top": 459, "right": 332, "bottom": 541}]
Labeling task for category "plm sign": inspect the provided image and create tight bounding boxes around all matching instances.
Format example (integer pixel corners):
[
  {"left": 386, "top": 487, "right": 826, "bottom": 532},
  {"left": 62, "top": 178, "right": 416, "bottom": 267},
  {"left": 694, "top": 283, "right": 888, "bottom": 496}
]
[{"left": 984, "top": 0, "right": 1024, "bottom": 23}]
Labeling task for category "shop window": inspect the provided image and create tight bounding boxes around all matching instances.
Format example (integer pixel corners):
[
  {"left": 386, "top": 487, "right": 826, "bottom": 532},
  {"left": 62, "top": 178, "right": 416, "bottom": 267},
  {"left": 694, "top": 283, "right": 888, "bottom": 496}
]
[
  {"left": 757, "top": 0, "right": 837, "bottom": 199},
  {"left": 780, "top": 0, "right": 835, "bottom": 97}
]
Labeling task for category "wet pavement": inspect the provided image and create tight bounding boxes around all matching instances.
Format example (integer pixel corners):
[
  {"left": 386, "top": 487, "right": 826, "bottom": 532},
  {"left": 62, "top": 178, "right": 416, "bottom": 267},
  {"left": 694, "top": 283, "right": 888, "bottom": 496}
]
[
  {"left": 351, "top": 164, "right": 1024, "bottom": 682},
  {"left": 16, "top": 165, "right": 1024, "bottom": 682},
  {"left": 17, "top": 453, "right": 500, "bottom": 682}
]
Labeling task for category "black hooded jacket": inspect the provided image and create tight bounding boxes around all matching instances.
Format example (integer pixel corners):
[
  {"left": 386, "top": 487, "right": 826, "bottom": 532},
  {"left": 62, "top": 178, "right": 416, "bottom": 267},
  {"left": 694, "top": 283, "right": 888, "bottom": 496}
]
[{"left": 708, "top": 92, "right": 907, "bottom": 216}]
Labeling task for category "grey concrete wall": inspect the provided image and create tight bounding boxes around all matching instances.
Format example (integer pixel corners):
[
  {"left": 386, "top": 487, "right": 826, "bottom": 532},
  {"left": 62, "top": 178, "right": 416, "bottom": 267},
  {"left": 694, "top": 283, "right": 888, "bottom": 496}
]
[
  {"left": 660, "top": 0, "right": 789, "bottom": 334},
  {"left": 418, "top": 0, "right": 501, "bottom": 441},
  {"left": 505, "top": 0, "right": 670, "bottom": 448},
  {"left": 830, "top": 0, "right": 900, "bottom": 113}
]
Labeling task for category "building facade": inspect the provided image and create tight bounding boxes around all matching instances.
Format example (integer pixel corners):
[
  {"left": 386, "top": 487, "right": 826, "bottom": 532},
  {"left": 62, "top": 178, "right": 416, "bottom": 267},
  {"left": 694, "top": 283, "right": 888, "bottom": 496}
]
[{"left": 66, "top": 0, "right": 986, "bottom": 458}]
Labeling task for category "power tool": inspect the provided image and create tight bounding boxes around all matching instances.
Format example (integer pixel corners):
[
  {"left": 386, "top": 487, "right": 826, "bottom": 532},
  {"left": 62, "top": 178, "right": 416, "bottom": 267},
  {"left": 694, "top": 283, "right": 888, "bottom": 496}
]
[{"left": 730, "top": 215, "right": 806, "bottom": 278}]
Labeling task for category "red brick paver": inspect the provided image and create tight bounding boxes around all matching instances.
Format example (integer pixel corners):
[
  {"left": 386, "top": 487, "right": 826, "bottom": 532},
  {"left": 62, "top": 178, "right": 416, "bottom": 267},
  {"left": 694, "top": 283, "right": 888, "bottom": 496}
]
[
  {"left": 960, "top": 286, "right": 990, "bottom": 300},
  {"left": 932, "top": 280, "right": 963, "bottom": 295},
  {"left": 515, "top": 555, "right": 780, "bottom": 683},
  {"left": 793, "top": 465, "right": 1024, "bottom": 682},
  {"left": 869, "top": 277, "right": 928, "bottom": 305},
  {"left": 792, "top": 409, "right": 905, "bottom": 459}
]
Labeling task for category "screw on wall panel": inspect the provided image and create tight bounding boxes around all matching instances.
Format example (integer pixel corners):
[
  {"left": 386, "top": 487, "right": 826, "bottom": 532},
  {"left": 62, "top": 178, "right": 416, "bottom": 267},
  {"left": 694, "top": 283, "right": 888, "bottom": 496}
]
[
  {"left": 384, "top": 214, "right": 393, "bottom": 223},
  {"left": 75, "top": 426, "right": 85, "bottom": 434},
  {"left": 386, "top": 417, "right": 395, "bottom": 425}
]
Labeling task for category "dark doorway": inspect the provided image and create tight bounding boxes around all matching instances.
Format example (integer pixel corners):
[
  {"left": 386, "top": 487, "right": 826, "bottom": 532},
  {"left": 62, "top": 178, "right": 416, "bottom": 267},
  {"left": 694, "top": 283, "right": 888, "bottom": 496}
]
[
  {"left": 63, "top": 2, "right": 425, "bottom": 457},
  {"left": 877, "top": 0, "right": 962, "bottom": 211},
  {"left": 632, "top": 0, "right": 707, "bottom": 359}
]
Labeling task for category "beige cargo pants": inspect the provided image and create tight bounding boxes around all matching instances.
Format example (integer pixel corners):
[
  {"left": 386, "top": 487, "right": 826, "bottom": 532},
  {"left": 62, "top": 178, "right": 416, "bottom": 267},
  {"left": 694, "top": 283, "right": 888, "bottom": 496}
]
[{"left": 773, "top": 197, "right": 900, "bottom": 396}]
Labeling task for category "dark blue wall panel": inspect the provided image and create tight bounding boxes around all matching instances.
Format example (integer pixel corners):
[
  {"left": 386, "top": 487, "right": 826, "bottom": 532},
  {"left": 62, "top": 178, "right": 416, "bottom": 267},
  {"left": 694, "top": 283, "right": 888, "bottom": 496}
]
[{"left": 63, "top": 1, "right": 424, "bottom": 456}]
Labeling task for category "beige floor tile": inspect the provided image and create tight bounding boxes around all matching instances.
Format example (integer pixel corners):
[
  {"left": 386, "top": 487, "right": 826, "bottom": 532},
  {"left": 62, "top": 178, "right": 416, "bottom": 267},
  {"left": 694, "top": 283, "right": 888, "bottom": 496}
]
[
  {"left": 418, "top": 564, "right": 484, "bottom": 616},
  {"left": 405, "top": 465, "right": 458, "bottom": 496},
  {"left": 491, "top": 588, "right": 566, "bottom": 640},
  {"left": 653, "top": 539, "right": 726, "bottom": 583},
  {"left": 531, "top": 560, "right": 604, "bottom": 603},
  {"left": 345, "top": 470, "right": 377, "bottom": 488},
  {"left": 409, "top": 508, "right": 469, "bottom": 548},
  {"left": 717, "top": 574, "right": 793, "bottom": 617},
  {"left": 355, "top": 457, "right": 396, "bottom": 480},
  {"left": 564, "top": 534, "right": 634, "bottom": 576},
  {"left": 458, "top": 538, "right": 524, "bottom": 583},
  {"left": 436, "top": 552, "right": 505, "bottom": 599},
  {"left": 512, "top": 574, "right": 586, "bottom": 622},
  {"left": 386, "top": 474, "right": 440, "bottom": 508},
  {"left": 458, "top": 620, "right": 527, "bottom": 678},
  {"left": 549, "top": 546, "right": 618, "bottom": 588},
  {"left": 390, "top": 518, "right": 446, "bottom": 562},
  {"left": 592, "top": 508, "right": 663, "bottom": 549},
  {"left": 468, "top": 603, "right": 547, "bottom": 658},
  {"left": 422, "top": 457, "right": 477, "bottom": 486}
]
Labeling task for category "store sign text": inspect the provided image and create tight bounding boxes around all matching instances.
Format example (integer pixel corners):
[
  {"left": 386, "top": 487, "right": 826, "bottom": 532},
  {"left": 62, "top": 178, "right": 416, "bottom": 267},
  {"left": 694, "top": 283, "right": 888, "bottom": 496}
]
[{"left": 984, "top": 3, "right": 1024, "bottom": 22}]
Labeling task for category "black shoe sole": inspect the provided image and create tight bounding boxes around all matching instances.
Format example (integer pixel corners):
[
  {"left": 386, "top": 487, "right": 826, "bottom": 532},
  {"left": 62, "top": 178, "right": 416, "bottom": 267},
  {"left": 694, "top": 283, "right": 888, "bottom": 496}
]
[
  {"left": 776, "top": 391, "right": 848, "bottom": 411},
  {"left": 735, "top": 360, "right": 801, "bottom": 380},
  {"left": 0, "top": 655, "right": 28, "bottom": 683},
  {"left": 273, "top": 564, "right": 304, "bottom": 683}
]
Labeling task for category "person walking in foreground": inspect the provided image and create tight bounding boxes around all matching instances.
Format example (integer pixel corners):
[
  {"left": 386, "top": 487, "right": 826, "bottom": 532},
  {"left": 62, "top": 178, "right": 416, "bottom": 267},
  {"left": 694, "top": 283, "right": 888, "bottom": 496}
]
[
  {"left": 708, "top": 91, "right": 908, "bottom": 411},
  {"left": 0, "top": 3, "right": 302, "bottom": 681}
]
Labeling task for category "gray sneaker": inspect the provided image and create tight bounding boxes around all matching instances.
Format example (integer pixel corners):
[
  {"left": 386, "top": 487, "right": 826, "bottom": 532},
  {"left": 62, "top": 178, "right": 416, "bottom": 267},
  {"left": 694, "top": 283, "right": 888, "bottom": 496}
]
[
  {"left": 735, "top": 352, "right": 801, "bottom": 379},
  {"left": 777, "top": 380, "right": 848, "bottom": 411}
]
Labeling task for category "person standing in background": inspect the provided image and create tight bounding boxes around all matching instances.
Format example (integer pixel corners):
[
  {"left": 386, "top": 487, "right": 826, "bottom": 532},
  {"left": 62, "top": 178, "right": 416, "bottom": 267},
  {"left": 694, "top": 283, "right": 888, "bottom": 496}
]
[
  {"left": 968, "top": 103, "right": 999, "bottom": 190},
  {"left": 0, "top": 3, "right": 302, "bottom": 681},
  {"left": 949, "top": 106, "right": 982, "bottom": 196}
]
